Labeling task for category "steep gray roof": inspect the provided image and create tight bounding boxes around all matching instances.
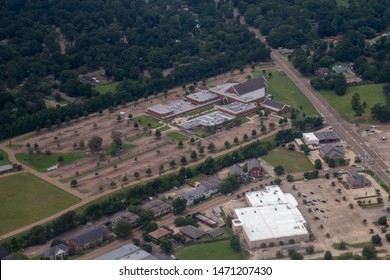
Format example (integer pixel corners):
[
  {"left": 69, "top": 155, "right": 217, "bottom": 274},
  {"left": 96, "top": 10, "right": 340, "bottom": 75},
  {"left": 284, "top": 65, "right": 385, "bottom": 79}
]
[
  {"left": 230, "top": 164, "right": 243, "bottom": 176},
  {"left": 248, "top": 158, "right": 261, "bottom": 170},
  {"left": 181, "top": 185, "right": 209, "bottom": 200},
  {"left": 72, "top": 227, "right": 110, "bottom": 245},
  {"left": 347, "top": 170, "right": 371, "bottom": 186},
  {"left": 261, "top": 98, "right": 287, "bottom": 111},
  {"left": 43, "top": 244, "right": 69, "bottom": 258},
  {"left": 320, "top": 144, "right": 344, "bottom": 159},
  {"left": 180, "top": 225, "right": 206, "bottom": 239},
  {"left": 230, "top": 77, "right": 266, "bottom": 95}
]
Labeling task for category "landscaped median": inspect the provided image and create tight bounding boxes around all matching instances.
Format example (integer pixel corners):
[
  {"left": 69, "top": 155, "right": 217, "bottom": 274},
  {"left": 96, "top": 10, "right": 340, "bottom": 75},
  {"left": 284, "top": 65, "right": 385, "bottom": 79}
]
[{"left": 0, "top": 173, "right": 81, "bottom": 235}]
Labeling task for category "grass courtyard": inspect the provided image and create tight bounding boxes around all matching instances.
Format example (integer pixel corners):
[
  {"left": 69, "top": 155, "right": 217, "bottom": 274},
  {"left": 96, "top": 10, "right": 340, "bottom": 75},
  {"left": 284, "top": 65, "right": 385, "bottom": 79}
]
[
  {"left": 131, "top": 115, "right": 161, "bottom": 129},
  {"left": 16, "top": 152, "right": 87, "bottom": 172},
  {"left": 166, "top": 131, "right": 189, "bottom": 142},
  {"left": 0, "top": 173, "right": 81, "bottom": 235},
  {"left": 0, "top": 149, "right": 11, "bottom": 165},
  {"left": 262, "top": 148, "right": 314, "bottom": 173},
  {"left": 252, "top": 70, "right": 319, "bottom": 117},
  {"left": 175, "top": 239, "right": 243, "bottom": 260},
  {"left": 95, "top": 81, "right": 120, "bottom": 94},
  {"left": 321, "top": 83, "right": 386, "bottom": 123}
]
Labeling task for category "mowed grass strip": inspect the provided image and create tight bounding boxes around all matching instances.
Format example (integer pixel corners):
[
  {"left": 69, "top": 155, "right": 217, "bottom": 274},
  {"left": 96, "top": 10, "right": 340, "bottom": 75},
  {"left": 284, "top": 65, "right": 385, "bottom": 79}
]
[
  {"left": 16, "top": 152, "right": 86, "bottom": 172},
  {"left": 0, "top": 149, "right": 11, "bottom": 165},
  {"left": 131, "top": 115, "right": 161, "bottom": 129},
  {"left": 95, "top": 81, "right": 120, "bottom": 94},
  {"left": 175, "top": 240, "right": 242, "bottom": 260},
  {"left": 262, "top": 148, "right": 314, "bottom": 173},
  {"left": 252, "top": 70, "right": 319, "bottom": 117},
  {"left": 321, "top": 83, "right": 386, "bottom": 123},
  {"left": 0, "top": 173, "right": 80, "bottom": 235},
  {"left": 166, "top": 132, "right": 189, "bottom": 142}
]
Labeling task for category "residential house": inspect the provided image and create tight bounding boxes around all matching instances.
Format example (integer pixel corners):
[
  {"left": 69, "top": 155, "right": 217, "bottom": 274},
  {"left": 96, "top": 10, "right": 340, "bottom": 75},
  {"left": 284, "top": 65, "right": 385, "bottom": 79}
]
[
  {"left": 141, "top": 199, "right": 172, "bottom": 218},
  {"left": 332, "top": 65, "right": 350, "bottom": 74},
  {"left": 149, "top": 228, "right": 171, "bottom": 242},
  {"left": 229, "top": 164, "right": 244, "bottom": 179},
  {"left": 179, "top": 225, "right": 207, "bottom": 240},
  {"left": 42, "top": 244, "right": 69, "bottom": 260},
  {"left": 111, "top": 211, "right": 139, "bottom": 227},
  {"left": 247, "top": 158, "right": 263, "bottom": 178},
  {"left": 68, "top": 227, "right": 111, "bottom": 250},
  {"left": 319, "top": 144, "right": 345, "bottom": 160},
  {"left": 315, "top": 68, "right": 330, "bottom": 76},
  {"left": 180, "top": 185, "right": 218, "bottom": 206},
  {"left": 346, "top": 170, "right": 371, "bottom": 189}
]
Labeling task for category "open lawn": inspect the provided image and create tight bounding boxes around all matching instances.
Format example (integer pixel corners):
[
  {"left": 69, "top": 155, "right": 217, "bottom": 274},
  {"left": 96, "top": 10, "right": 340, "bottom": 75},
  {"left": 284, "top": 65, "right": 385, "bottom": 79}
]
[
  {"left": 95, "top": 82, "right": 120, "bottom": 94},
  {"left": 16, "top": 152, "right": 87, "bottom": 172},
  {"left": 131, "top": 115, "right": 161, "bottom": 129},
  {"left": 252, "top": 70, "right": 319, "bottom": 117},
  {"left": 175, "top": 240, "right": 243, "bottom": 260},
  {"left": 0, "top": 149, "right": 11, "bottom": 165},
  {"left": 262, "top": 148, "right": 314, "bottom": 173},
  {"left": 0, "top": 173, "right": 80, "bottom": 235},
  {"left": 321, "top": 83, "right": 385, "bottom": 123},
  {"left": 166, "top": 132, "right": 189, "bottom": 142},
  {"left": 194, "top": 127, "right": 214, "bottom": 138}
]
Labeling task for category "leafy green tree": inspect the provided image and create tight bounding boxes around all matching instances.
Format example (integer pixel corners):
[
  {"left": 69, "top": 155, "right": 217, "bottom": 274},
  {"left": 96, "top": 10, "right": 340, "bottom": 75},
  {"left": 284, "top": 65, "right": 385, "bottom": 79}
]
[
  {"left": 88, "top": 136, "right": 103, "bottom": 152},
  {"left": 169, "top": 160, "right": 176, "bottom": 168},
  {"left": 114, "top": 220, "right": 132, "bottom": 238},
  {"left": 160, "top": 238, "right": 173, "bottom": 254},
  {"left": 178, "top": 141, "right": 184, "bottom": 149},
  {"left": 190, "top": 150, "right": 197, "bottom": 160},
  {"left": 251, "top": 129, "right": 257, "bottom": 137},
  {"left": 362, "top": 245, "right": 377, "bottom": 260},
  {"left": 328, "top": 158, "right": 336, "bottom": 168},
  {"left": 180, "top": 156, "right": 187, "bottom": 165},
  {"left": 274, "top": 165, "right": 285, "bottom": 175},
  {"left": 172, "top": 198, "right": 187, "bottom": 214},
  {"left": 155, "top": 129, "right": 161, "bottom": 139},
  {"left": 243, "top": 133, "right": 249, "bottom": 141},
  {"left": 315, "top": 159, "right": 323, "bottom": 170},
  {"left": 70, "top": 179, "right": 78, "bottom": 188},
  {"left": 146, "top": 168, "right": 152, "bottom": 176},
  {"left": 230, "top": 235, "right": 241, "bottom": 252},
  {"left": 207, "top": 142, "right": 216, "bottom": 152},
  {"left": 324, "top": 250, "right": 333, "bottom": 260},
  {"left": 371, "top": 234, "right": 382, "bottom": 245}
]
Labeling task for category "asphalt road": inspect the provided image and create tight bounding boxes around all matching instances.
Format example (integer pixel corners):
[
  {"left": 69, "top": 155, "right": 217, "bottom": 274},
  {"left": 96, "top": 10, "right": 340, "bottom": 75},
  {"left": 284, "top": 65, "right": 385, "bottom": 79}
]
[{"left": 242, "top": 16, "right": 390, "bottom": 188}]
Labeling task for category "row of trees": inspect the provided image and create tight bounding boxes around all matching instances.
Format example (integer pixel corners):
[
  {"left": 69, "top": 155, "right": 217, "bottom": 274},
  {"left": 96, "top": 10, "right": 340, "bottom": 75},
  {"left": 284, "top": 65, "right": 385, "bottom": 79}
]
[{"left": 3, "top": 137, "right": 275, "bottom": 251}]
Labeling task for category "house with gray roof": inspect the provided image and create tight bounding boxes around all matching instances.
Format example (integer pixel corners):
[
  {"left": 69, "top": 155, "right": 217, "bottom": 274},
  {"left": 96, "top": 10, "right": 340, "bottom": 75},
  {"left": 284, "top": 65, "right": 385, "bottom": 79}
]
[
  {"left": 229, "top": 164, "right": 244, "bottom": 178},
  {"left": 42, "top": 244, "right": 69, "bottom": 260},
  {"left": 142, "top": 199, "right": 172, "bottom": 218},
  {"left": 180, "top": 185, "right": 218, "bottom": 206},
  {"left": 332, "top": 65, "right": 350, "bottom": 74},
  {"left": 346, "top": 170, "right": 371, "bottom": 189},
  {"left": 180, "top": 225, "right": 207, "bottom": 240},
  {"left": 111, "top": 211, "right": 139, "bottom": 227},
  {"left": 68, "top": 227, "right": 111, "bottom": 250},
  {"left": 319, "top": 144, "right": 345, "bottom": 160}
]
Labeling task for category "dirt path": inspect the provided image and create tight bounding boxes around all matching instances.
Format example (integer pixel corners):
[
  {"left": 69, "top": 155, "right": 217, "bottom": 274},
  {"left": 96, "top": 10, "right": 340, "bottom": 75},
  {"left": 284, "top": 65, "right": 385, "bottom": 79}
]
[{"left": 55, "top": 27, "right": 66, "bottom": 55}]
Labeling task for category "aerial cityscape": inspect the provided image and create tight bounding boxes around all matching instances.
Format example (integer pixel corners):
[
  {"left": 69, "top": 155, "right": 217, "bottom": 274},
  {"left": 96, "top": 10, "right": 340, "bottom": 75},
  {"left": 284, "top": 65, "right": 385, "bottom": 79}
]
[{"left": 0, "top": 0, "right": 390, "bottom": 262}]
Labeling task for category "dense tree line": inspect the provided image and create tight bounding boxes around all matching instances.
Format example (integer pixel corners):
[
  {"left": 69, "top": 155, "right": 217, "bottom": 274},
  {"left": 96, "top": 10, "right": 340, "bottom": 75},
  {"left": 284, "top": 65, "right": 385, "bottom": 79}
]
[
  {"left": 0, "top": 0, "right": 270, "bottom": 140},
  {"left": 2, "top": 138, "right": 273, "bottom": 251},
  {"left": 371, "top": 83, "right": 390, "bottom": 122}
]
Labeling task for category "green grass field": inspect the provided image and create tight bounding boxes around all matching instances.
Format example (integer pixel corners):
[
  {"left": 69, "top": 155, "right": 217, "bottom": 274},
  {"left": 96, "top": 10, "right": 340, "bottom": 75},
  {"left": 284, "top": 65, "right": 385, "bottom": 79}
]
[
  {"left": 253, "top": 70, "right": 319, "bottom": 116},
  {"left": 166, "top": 132, "right": 189, "bottom": 142},
  {"left": 16, "top": 152, "right": 87, "bottom": 172},
  {"left": 0, "top": 149, "right": 11, "bottom": 165},
  {"left": 0, "top": 173, "right": 81, "bottom": 235},
  {"left": 131, "top": 115, "right": 161, "bottom": 129},
  {"left": 122, "top": 143, "right": 137, "bottom": 151},
  {"left": 175, "top": 240, "right": 243, "bottom": 260},
  {"left": 194, "top": 127, "right": 214, "bottom": 138},
  {"left": 262, "top": 148, "right": 314, "bottom": 173},
  {"left": 95, "top": 81, "right": 120, "bottom": 94},
  {"left": 321, "top": 83, "right": 386, "bottom": 123}
]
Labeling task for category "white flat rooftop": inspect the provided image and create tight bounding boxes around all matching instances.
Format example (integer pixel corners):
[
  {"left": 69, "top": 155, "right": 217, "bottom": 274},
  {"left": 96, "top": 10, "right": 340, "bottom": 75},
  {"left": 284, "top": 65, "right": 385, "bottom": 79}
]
[
  {"left": 246, "top": 186, "right": 298, "bottom": 207},
  {"left": 178, "top": 111, "right": 235, "bottom": 130},
  {"left": 303, "top": 133, "right": 318, "bottom": 142},
  {"left": 234, "top": 185, "right": 308, "bottom": 241},
  {"left": 235, "top": 205, "right": 308, "bottom": 241},
  {"left": 219, "top": 102, "right": 256, "bottom": 113}
]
